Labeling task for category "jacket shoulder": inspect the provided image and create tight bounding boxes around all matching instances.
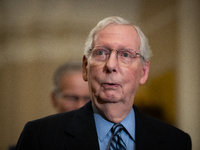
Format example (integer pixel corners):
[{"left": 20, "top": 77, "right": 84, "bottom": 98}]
[
  {"left": 133, "top": 105, "right": 192, "bottom": 150},
  {"left": 16, "top": 103, "right": 93, "bottom": 150}
]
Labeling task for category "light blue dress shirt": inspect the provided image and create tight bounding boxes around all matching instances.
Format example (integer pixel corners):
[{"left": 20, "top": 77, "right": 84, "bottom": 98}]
[{"left": 93, "top": 105, "right": 136, "bottom": 150}]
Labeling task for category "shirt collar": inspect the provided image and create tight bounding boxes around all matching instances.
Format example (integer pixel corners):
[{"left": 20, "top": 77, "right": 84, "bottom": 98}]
[
  {"left": 120, "top": 108, "right": 135, "bottom": 141},
  {"left": 92, "top": 105, "right": 113, "bottom": 142},
  {"left": 92, "top": 105, "right": 135, "bottom": 141}
]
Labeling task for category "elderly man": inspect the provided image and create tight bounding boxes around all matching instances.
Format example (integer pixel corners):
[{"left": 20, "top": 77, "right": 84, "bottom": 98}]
[{"left": 16, "top": 16, "right": 191, "bottom": 150}]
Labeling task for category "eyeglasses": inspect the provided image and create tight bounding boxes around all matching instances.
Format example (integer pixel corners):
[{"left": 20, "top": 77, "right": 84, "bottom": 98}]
[{"left": 89, "top": 46, "right": 145, "bottom": 67}]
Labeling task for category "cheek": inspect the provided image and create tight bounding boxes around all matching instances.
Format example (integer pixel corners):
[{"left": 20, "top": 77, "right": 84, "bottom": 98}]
[
  {"left": 123, "top": 67, "right": 142, "bottom": 91},
  {"left": 60, "top": 100, "right": 75, "bottom": 109},
  {"left": 87, "top": 64, "right": 103, "bottom": 92},
  {"left": 59, "top": 100, "right": 68, "bottom": 107},
  {"left": 87, "top": 62, "right": 102, "bottom": 81}
]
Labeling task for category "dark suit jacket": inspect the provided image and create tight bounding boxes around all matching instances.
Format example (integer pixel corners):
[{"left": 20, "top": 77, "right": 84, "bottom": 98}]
[{"left": 16, "top": 101, "right": 191, "bottom": 150}]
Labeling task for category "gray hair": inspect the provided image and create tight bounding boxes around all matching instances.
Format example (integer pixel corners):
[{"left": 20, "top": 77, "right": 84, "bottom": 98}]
[
  {"left": 52, "top": 62, "right": 82, "bottom": 94},
  {"left": 84, "top": 16, "right": 152, "bottom": 62}
]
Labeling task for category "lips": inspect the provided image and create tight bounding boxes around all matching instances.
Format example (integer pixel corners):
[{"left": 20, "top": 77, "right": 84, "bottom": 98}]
[{"left": 101, "top": 83, "right": 120, "bottom": 89}]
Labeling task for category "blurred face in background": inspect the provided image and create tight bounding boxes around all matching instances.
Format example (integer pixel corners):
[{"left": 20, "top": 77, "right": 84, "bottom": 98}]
[{"left": 51, "top": 71, "right": 90, "bottom": 113}]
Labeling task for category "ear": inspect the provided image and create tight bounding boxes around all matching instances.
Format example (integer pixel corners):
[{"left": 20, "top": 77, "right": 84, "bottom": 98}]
[
  {"left": 50, "top": 92, "right": 58, "bottom": 108},
  {"left": 82, "top": 55, "right": 88, "bottom": 81},
  {"left": 139, "top": 61, "right": 150, "bottom": 84}
]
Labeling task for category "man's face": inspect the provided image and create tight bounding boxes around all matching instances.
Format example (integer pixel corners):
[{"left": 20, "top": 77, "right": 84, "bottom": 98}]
[
  {"left": 82, "top": 24, "right": 149, "bottom": 114},
  {"left": 52, "top": 71, "right": 90, "bottom": 113}
]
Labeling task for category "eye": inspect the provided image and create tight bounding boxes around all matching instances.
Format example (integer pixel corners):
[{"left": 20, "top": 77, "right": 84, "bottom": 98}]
[
  {"left": 91, "top": 47, "right": 109, "bottom": 61},
  {"left": 61, "top": 94, "right": 78, "bottom": 101},
  {"left": 95, "top": 49, "right": 107, "bottom": 55},
  {"left": 123, "top": 52, "right": 130, "bottom": 57},
  {"left": 120, "top": 50, "right": 134, "bottom": 58}
]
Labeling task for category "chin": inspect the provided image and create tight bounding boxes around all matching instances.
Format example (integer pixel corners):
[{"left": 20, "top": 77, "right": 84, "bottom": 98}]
[{"left": 96, "top": 95, "right": 120, "bottom": 104}]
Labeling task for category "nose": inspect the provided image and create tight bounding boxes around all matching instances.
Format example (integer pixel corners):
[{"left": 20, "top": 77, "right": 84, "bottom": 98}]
[{"left": 105, "top": 50, "right": 118, "bottom": 73}]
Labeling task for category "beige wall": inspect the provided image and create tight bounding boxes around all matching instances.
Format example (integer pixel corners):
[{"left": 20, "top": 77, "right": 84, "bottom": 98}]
[
  {"left": 176, "top": 1, "right": 200, "bottom": 150},
  {"left": 0, "top": 0, "right": 199, "bottom": 149}
]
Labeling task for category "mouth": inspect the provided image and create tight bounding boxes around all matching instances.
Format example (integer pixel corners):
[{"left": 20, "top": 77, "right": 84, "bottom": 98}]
[{"left": 101, "top": 83, "right": 120, "bottom": 89}]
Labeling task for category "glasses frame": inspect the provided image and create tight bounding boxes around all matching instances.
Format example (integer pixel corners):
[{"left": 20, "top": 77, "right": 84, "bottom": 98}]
[{"left": 89, "top": 46, "right": 145, "bottom": 63}]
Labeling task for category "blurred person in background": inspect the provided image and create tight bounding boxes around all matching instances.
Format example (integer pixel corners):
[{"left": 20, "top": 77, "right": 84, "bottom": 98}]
[
  {"left": 8, "top": 62, "right": 90, "bottom": 150},
  {"left": 51, "top": 62, "right": 90, "bottom": 113}
]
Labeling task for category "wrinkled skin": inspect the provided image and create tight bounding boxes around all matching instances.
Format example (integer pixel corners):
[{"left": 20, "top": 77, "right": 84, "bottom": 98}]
[{"left": 82, "top": 24, "right": 150, "bottom": 123}]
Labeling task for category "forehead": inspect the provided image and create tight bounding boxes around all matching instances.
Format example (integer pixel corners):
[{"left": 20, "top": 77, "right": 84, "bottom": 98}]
[
  {"left": 62, "top": 71, "right": 82, "bottom": 80},
  {"left": 94, "top": 24, "right": 141, "bottom": 49},
  {"left": 59, "top": 72, "right": 86, "bottom": 87}
]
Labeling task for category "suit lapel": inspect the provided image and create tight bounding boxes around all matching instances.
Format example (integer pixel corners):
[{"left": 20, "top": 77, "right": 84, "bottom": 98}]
[
  {"left": 63, "top": 103, "right": 164, "bottom": 150},
  {"left": 134, "top": 105, "right": 164, "bottom": 150},
  {"left": 64, "top": 102, "right": 99, "bottom": 150}
]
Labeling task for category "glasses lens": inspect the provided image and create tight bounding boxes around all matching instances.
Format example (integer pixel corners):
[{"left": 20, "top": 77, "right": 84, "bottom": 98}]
[
  {"left": 118, "top": 49, "right": 136, "bottom": 65},
  {"left": 91, "top": 48, "right": 109, "bottom": 62}
]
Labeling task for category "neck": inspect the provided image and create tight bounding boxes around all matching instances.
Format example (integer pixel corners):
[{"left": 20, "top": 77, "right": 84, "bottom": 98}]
[{"left": 94, "top": 102, "right": 133, "bottom": 123}]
